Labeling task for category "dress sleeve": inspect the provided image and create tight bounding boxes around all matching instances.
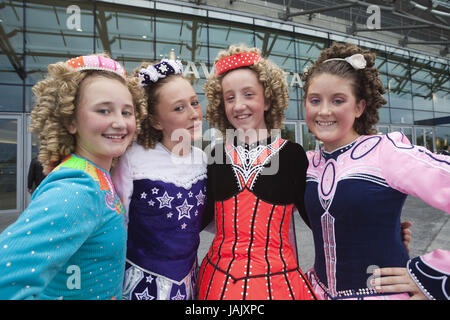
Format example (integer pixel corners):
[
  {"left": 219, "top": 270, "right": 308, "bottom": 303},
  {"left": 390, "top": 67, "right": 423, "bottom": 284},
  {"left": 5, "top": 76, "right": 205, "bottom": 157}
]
[
  {"left": 380, "top": 132, "right": 450, "bottom": 214},
  {"left": 111, "top": 152, "right": 133, "bottom": 226},
  {"left": 407, "top": 249, "right": 450, "bottom": 300},
  {"left": 0, "top": 170, "right": 101, "bottom": 299}
]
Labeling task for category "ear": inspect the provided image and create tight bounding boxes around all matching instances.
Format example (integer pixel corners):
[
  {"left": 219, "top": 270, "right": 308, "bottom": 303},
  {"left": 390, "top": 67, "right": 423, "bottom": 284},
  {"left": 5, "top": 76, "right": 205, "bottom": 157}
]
[
  {"left": 150, "top": 116, "right": 163, "bottom": 131},
  {"left": 355, "top": 99, "right": 366, "bottom": 118},
  {"left": 66, "top": 119, "right": 77, "bottom": 135},
  {"left": 264, "top": 98, "right": 271, "bottom": 112}
]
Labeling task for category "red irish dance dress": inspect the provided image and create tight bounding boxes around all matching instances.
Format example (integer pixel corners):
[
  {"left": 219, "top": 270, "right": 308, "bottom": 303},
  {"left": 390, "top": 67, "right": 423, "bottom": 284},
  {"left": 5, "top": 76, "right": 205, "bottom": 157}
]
[{"left": 198, "top": 136, "right": 317, "bottom": 300}]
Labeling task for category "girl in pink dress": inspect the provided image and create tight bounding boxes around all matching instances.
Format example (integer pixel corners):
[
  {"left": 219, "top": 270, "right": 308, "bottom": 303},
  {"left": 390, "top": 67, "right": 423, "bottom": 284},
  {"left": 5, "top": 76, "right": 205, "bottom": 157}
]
[{"left": 302, "top": 42, "right": 449, "bottom": 300}]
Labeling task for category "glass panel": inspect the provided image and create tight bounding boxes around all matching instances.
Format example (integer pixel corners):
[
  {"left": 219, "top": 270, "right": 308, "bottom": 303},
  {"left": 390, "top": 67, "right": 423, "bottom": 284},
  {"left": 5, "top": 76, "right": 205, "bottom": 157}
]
[
  {"left": 301, "top": 123, "right": 317, "bottom": 151},
  {"left": 415, "top": 127, "right": 425, "bottom": 147},
  {"left": 432, "top": 63, "right": 450, "bottom": 113},
  {"left": 286, "top": 100, "right": 299, "bottom": 120},
  {"left": 0, "top": 119, "right": 18, "bottom": 210},
  {"left": 281, "top": 123, "right": 296, "bottom": 143},
  {"left": 0, "top": 85, "right": 23, "bottom": 112},
  {"left": 376, "top": 125, "right": 389, "bottom": 134},
  {"left": 378, "top": 106, "right": 390, "bottom": 124},
  {"left": 208, "top": 21, "right": 254, "bottom": 59},
  {"left": 424, "top": 127, "right": 434, "bottom": 152},
  {"left": 390, "top": 108, "right": 413, "bottom": 124},
  {"left": 25, "top": 0, "right": 94, "bottom": 85},
  {"left": 0, "top": 0, "right": 24, "bottom": 84},
  {"left": 96, "top": 3, "right": 155, "bottom": 72},
  {"left": 435, "top": 125, "right": 450, "bottom": 153},
  {"left": 386, "top": 49, "right": 412, "bottom": 109},
  {"left": 414, "top": 110, "right": 434, "bottom": 126},
  {"left": 410, "top": 57, "right": 433, "bottom": 111}
]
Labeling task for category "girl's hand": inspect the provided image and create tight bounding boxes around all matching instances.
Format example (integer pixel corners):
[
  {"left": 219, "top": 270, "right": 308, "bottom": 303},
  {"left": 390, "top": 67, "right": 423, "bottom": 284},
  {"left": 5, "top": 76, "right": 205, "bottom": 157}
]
[
  {"left": 372, "top": 267, "right": 428, "bottom": 300},
  {"left": 401, "top": 221, "right": 412, "bottom": 253}
]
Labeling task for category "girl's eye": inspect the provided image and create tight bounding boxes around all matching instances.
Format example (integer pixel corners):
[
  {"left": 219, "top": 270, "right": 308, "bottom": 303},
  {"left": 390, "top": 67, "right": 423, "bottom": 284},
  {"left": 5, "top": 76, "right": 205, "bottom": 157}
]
[
  {"left": 191, "top": 100, "right": 200, "bottom": 107},
  {"left": 97, "top": 109, "right": 110, "bottom": 114},
  {"left": 122, "top": 110, "right": 133, "bottom": 116},
  {"left": 308, "top": 98, "right": 320, "bottom": 105},
  {"left": 174, "top": 105, "right": 185, "bottom": 112},
  {"left": 333, "top": 99, "right": 344, "bottom": 105},
  {"left": 225, "top": 96, "right": 234, "bottom": 102}
]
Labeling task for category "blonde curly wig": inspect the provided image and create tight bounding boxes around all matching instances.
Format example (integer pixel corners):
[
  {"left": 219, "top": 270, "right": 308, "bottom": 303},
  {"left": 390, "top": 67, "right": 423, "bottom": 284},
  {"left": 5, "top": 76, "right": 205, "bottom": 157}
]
[
  {"left": 204, "top": 44, "right": 289, "bottom": 136},
  {"left": 29, "top": 54, "right": 147, "bottom": 175},
  {"left": 302, "top": 42, "right": 387, "bottom": 135}
]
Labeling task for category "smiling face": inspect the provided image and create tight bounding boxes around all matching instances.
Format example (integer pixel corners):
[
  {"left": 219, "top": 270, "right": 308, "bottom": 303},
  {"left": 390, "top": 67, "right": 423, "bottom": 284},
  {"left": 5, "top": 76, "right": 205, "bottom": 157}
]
[
  {"left": 221, "top": 68, "right": 269, "bottom": 138},
  {"left": 305, "top": 73, "right": 366, "bottom": 152},
  {"left": 68, "top": 75, "right": 136, "bottom": 171},
  {"left": 152, "top": 76, "right": 203, "bottom": 152}
]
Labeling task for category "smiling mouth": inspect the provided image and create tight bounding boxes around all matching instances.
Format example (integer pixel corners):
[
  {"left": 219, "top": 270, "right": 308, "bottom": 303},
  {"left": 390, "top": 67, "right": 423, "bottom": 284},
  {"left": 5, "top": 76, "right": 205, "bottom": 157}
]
[
  {"left": 235, "top": 114, "right": 251, "bottom": 120},
  {"left": 316, "top": 121, "right": 336, "bottom": 127},
  {"left": 102, "top": 134, "right": 127, "bottom": 140}
]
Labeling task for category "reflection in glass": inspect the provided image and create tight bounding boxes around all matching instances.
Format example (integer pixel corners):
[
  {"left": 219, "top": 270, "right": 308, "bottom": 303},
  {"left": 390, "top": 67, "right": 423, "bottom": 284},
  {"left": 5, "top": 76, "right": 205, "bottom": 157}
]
[
  {"left": 410, "top": 57, "right": 433, "bottom": 111},
  {"left": 435, "top": 126, "right": 450, "bottom": 153},
  {"left": 0, "top": 85, "right": 23, "bottom": 112},
  {"left": 390, "top": 108, "right": 413, "bottom": 124},
  {"left": 386, "top": 51, "right": 412, "bottom": 109},
  {"left": 0, "top": 119, "right": 17, "bottom": 210}
]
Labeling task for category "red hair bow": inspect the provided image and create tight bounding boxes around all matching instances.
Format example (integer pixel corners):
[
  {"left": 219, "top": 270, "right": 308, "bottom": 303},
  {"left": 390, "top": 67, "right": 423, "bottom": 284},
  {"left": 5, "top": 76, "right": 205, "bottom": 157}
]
[{"left": 215, "top": 52, "right": 261, "bottom": 75}]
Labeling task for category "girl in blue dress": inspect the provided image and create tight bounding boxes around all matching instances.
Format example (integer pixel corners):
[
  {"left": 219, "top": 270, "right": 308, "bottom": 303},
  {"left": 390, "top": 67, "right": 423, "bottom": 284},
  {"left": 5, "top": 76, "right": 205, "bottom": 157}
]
[{"left": 0, "top": 54, "right": 147, "bottom": 299}]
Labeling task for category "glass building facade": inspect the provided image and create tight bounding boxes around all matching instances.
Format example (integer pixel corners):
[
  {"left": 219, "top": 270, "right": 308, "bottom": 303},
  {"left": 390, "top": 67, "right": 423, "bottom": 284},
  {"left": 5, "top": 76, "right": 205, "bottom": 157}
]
[{"left": 0, "top": 0, "right": 449, "bottom": 214}]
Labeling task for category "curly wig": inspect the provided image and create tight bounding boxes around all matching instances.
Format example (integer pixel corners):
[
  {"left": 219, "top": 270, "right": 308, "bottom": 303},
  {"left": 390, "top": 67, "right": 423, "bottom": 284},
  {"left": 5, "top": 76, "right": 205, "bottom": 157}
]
[
  {"left": 204, "top": 44, "right": 289, "bottom": 136},
  {"left": 302, "top": 42, "right": 387, "bottom": 135},
  {"left": 132, "top": 61, "right": 186, "bottom": 149},
  {"left": 29, "top": 54, "right": 147, "bottom": 175}
]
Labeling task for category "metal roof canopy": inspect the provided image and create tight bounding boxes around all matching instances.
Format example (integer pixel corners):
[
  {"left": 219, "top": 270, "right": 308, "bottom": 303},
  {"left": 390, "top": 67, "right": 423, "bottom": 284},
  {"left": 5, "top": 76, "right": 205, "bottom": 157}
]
[{"left": 276, "top": 0, "right": 450, "bottom": 56}]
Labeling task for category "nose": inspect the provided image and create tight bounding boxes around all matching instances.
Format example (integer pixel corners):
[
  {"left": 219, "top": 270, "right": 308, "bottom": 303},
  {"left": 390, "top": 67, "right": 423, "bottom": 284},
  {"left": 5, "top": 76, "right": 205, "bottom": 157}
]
[
  {"left": 233, "top": 95, "right": 247, "bottom": 112},
  {"left": 318, "top": 101, "right": 331, "bottom": 116},
  {"left": 188, "top": 104, "right": 202, "bottom": 120},
  {"left": 111, "top": 112, "right": 126, "bottom": 129}
]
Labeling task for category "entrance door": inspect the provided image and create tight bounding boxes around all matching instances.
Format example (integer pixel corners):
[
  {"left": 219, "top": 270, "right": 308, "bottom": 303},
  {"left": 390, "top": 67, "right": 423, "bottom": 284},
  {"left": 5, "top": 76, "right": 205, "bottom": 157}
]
[{"left": 0, "top": 114, "right": 24, "bottom": 214}]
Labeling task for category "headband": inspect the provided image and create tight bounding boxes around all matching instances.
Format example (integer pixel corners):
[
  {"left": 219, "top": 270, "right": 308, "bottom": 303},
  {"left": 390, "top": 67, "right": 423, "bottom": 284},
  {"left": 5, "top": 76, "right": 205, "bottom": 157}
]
[
  {"left": 215, "top": 52, "right": 261, "bottom": 75},
  {"left": 323, "top": 53, "right": 367, "bottom": 70},
  {"left": 137, "top": 59, "right": 183, "bottom": 86},
  {"left": 66, "top": 55, "right": 126, "bottom": 79}
]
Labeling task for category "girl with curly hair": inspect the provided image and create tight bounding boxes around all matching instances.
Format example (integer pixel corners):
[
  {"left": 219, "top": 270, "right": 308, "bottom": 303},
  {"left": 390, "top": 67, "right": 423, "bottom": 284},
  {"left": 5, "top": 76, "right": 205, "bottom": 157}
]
[
  {"left": 112, "top": 54, "right": 207, "bottom": 300},
  {"left": 0, "top": 54, "right": 147, "bottom": 299},
  {"left": 302, "top": 42, "right": 450, "bottom": 300},
  {"left": 197, "top": 44, "right": 317, "bottom": 300}
]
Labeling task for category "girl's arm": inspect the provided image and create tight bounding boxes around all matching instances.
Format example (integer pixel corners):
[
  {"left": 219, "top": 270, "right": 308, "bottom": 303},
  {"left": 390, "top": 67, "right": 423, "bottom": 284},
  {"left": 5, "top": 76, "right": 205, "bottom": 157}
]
[{"left": 0, "top": 171, "right": 100, "bottom": 299}]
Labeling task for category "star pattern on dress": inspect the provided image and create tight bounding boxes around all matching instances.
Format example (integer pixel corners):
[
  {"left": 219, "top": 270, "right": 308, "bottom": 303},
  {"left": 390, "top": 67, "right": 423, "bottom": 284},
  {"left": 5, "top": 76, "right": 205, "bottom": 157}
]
[
  {"left": 135, "top": 287, "right": 155, "bottom": 300},
  {"left": 171, "top": 289, "right": 185, "bottom": 300},
  {"left": 148, "top": 200, "right": 155, "bottom": 207},
  {"left": 157, "top": 191, "right": 174, "bottom": 209},
  {"left": 140, "top": 192, "right": 147, "bottom": 199},
  {"left": 176, "top": 199, "right": 193, "bottom": 220},
  {"left": 195, "top": 190, "right": 206, "bottom": 206},
  {"left": 151, "top": 187, "right": 159, "bottom": 195},
  {"left": 146, "top": 274, "right": 154, "bottom": 283}
]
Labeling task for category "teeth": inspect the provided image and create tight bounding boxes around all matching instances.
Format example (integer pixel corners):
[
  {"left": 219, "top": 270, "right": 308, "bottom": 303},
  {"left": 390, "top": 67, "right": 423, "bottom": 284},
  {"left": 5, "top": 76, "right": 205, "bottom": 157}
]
[
  {"left": 236, "top": 115, "right": 250, "bottom": 119},
  {"left": 104, "top": 135, "right": 124, "bottom": 139},
  {"left": 317, "top": 121, "right": 336, "bottom": 126}
]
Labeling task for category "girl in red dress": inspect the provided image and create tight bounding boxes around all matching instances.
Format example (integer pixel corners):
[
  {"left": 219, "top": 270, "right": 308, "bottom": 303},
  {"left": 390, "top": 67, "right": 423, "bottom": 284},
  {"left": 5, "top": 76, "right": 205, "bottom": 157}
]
[{"left": 197, "top": 44, "right": 317, "bottom": 300}]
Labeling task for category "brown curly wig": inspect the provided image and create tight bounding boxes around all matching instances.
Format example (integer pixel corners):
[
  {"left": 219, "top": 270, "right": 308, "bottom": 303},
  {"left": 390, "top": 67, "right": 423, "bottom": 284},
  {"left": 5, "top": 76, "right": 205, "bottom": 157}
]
[
  {"left": 132, "top": 61, "right": 186, "bottom": 149},
  {"left": 29, "top": 54, "right": 147, "bottom": 175},
  {"left": 302, "top": 42, "right": 387, "bottom": 135},
  {"left": 204, "top": 44, "right": 289, "bottom": 136}
]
